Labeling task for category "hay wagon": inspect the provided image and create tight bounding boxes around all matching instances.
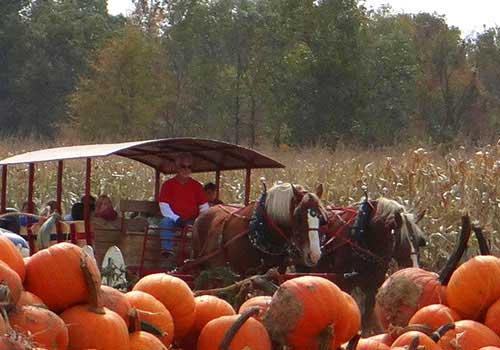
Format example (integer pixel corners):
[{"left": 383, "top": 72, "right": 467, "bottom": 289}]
[{"left": 0, "top": 138, "right": 289, "bottom": 285}]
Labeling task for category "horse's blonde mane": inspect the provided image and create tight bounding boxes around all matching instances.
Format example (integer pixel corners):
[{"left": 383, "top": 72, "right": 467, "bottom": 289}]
[{"left": 265, "top": 183, "right": 296, "bottom": 227}]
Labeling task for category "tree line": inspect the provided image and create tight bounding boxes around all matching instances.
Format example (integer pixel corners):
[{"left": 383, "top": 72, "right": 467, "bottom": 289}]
[{"left": 2, "top": 0, "right": 500, "bottom": 147}]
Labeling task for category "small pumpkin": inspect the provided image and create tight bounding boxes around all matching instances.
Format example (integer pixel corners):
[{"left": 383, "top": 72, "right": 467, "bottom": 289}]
[
  {"left": 438, "top": 320, "right": 500, "bottom": 350},
  {"left": 0, "top": 260, "right": 22, "bottom": 307},
  {"left": 133, "top": 273, "right": 195, "bottom": 338},
  {"left": 356, "top": 338, "right": 390, "bottom": 350},
  {"left": 192, "top": 296, "right": 235, "bottom": 334},
  {"left": 129, "top": 331, "right": 167, "bottom": 350},
  {"left": 0, "top": 236, "right": 25, "bottom": 281},
  {"left": 101, "top": 286, "right": 131, "bottom": 328},
  {"left": 8, "top": 305, "right": 68, "bottom": 350},
  {"left": 408, "top": 304, "right": 461, "bottom": 331},
  {"left": 16, "top": 291, "right": 46, "bottom": 308},
  {"left": 391, "top": 331, "right": 442, "bottom": 350},
  {"left": 238, "top": 296, "right": 272, "bottom": 322},
  {"left": 363, "top": 333, "right": 393, "bottom": 346}
]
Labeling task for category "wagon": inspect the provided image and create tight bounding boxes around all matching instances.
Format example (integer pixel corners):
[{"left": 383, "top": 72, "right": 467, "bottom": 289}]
[{"left": 0, "top": 138, "right": 285, "bottom": 284}]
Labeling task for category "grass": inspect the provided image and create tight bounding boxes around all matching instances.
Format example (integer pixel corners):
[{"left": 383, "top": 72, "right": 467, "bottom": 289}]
[{"left": 1, "top": 138, "right": 499, "bottom": 270}]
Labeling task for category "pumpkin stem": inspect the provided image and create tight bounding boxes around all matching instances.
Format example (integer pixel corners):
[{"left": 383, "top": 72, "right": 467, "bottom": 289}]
[
  {"left": 346, "top": 332, "right": 361, "bottom": 350},
  {"left": 318, "top": 325, "right": 334, "bottom": 350},
  {"left": 81, "top": 254, "right": 105, "bottom": 314},
  {"left": 438, "top": 215, "right": 472, "bottom": 285},
  {"left": 473, "top": 226, "right": 491, "bottom": 255},
  {"left": 408, "top": 336, "right": 419, "bottom": 350},
  {"left": 219, "top": 306, "right": 260, "bottom": 350},
  {"left": 389, "top": 324, "right": 433, "bottom": 338},
  {"left": 430, "top": 323, "right": 455, "bottom": 342}
]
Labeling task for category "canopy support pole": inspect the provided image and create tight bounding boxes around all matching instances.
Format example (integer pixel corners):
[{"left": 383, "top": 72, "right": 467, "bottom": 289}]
[
  {"left": 56, "top": 160, "right": 63, "bottom": 241},
  {"left": 215, "top": 169, "right": 221, "bottom": 200},
  {"left": 244, "top": 168, "right": 251, "bottom": 205},
  {"left": 154, "top": 169, "right": 160, "bottom": 202},
  {"left": 1, "top": 165, "right": 6, "bottom": 213},
  {"left": 27, "top": 163, "right": 35, "bottom": 253},
  {"left": 84, "top": 158, "right": 92, "bottom": 246}
]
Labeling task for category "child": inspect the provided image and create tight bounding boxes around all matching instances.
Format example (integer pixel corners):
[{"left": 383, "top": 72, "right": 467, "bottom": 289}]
[
  {"left": 95, "top": 195, "right": 118, "bottom": 221},
  {"left": 204, "top": 182, "right": 223, "bottom": 206}
]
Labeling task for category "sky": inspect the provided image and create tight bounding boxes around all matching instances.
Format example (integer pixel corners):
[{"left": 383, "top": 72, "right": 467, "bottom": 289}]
[{"left": 107, "top": 0, "right": 500, "bottom": 36}]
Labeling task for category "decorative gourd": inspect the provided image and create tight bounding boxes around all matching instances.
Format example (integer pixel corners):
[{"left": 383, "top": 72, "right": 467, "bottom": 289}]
[
  {"left": 485, "top": 298, "right": 500, "bottom": 337},
  {"left": 8, "top": 305, "right": 68, "bottom": 350},
  {"left": 0, "top": 236, "right": 25, "bottom": 281},
  {"left": 24, "top": 242, "right": 101, "bottom": 313},
  {"left": 238, "top": 296, "right": 272, "bottom": 322},
  {"left": 446, "top": 256, "right": 500, "bottom": 320},
  {"left": 391, "top": 331, "right": 442, "bottom": 350},
  {"left": 0, "top": 260, "right": 22, "bottom": 307},
  {"left": 133, "top": 273, "right": 195, "bottom": 338},
  {"left": 263, "top": 276, "right": 355, "bottom": 349},
  {"left": 375, "top": 216, "right": 471, "bottom": 329},
  {"left": 438, "top": 320, "right": 500, "bottom": 350},
  {"left": 16, "top": 291, "right": 46, "bottom": 308},
  {"left": 101, "top": 286, "right": 131, "bottom": 328},
  {"left": 408, "top": 304, "right": 461, "bottom": 331},
  {"left": 125, "top": 291, "right": 174, "bottom": 347},
  {"left": 59, "top": 257, "right": 129, "bottom": 350},
  {"left": 197, "top": 307, "right": 271, "bottom": 350},
  {"left": 129, "top": 331, "right": 167, "bottom": 350}
]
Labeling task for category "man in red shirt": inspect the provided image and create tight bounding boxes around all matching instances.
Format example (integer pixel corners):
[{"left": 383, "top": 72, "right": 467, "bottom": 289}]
[{"left": 159, "top": 153, "right": 209, "bottom": 255}]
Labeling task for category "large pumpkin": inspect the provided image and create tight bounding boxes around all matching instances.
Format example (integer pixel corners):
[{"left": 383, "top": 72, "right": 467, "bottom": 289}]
[
  {"left": 0, "top": 260, "right": 22, "bottom": 306},
  {"left": 408, "top": 304, "right": 461, "bottom": 331},
  {"left": 263, "top": 276, "right": 357, "bottom": 349},
  {"left": 8, "top": 305, "right": 68, "bottom": 350},
  {"left": 485, "top": 298, "right": 500, "bottom": 337},
  {"left": 238, "top": 296, "right": 272, "bottom": 322},
  {"left": 129, "top": 331, "right": 167, "bottom": 350},
  {"left": 197, "top": 312, "right": 271, "bottom": 350},
  {"left": 24, "top": 243, "right": 101, "bottom": 313},
  {"left": 133, "top": 273, "right": 195, "bottom": 338},
  {"left": 125, "top": 291, "right": 174, "bottom": 347},
  {"left": 438, "top": 320, "right": 500, "bottom": 350},
  {"left": 101, "top": 286, "right": 131, "bottom": 328},
  {"left": 0, "top": 236, "right": 25, "bottom": 281}
]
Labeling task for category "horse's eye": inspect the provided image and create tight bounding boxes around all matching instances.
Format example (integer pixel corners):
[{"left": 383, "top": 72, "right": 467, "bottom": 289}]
[{"left": 308, "top": 209, "right": 318, "bottom": 217}]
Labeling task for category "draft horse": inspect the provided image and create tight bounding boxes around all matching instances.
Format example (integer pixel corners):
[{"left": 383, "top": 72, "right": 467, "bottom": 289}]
[
  {"left": 314, "top": 197, "right": 426, "bottom": 330},
  {"left": 191, "top": 182, "right": 326, "bottom": 275}
]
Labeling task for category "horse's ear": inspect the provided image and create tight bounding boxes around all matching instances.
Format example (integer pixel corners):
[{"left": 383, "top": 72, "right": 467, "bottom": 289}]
[
  {"left": 315, "top": 183, "right": 324, "bottom": 199},
  {"left": 415, "top": 209, "right": 426, "bottom": 224},
  {"left": 291, "top": 184, "right": 302, "bottom": 199},
  {"left": 394, "top": 211, "right": 403, "bottom": 228}
]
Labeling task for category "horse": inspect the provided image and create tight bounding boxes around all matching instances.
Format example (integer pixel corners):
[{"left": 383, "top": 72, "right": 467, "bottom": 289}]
[
  {"left": 191, "top": 182, "right": 327, "bottom": 276},
  {"left": 309, "top": 197, "right": 426, "bottom": 331}
]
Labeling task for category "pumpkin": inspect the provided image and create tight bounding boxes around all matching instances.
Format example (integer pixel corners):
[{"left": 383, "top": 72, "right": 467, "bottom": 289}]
[
  {"left": 133, "top": 273, "right": 195, "bottom": 338},
  {"left": 485, "top": 298, "right": 500, "bottom": 337},
  {"left": 238, "top": 296, "right": 272, "bottom": 322},
  {"left": 0, "top": 260, "right": 22, "bottom": 307},
  {"left": 24, "top": 242, "right": 101, "bottom": 313},
  {"left": 0, "top": 236, "right": 25, "bottom": 281},
  {"left": 438, "top": 320, "right": 500, "bottom": 350},
  {"left": 479, "top": 348, "right": 500, "bottom": 350},
  {"left": 408, "top": 304, "right": 461, "bottom": 331},
  {"left": 129, "top": 331, "right": 167, "bottom": 350},
  {"left": 375, "top": 216, "right": 471, "bottom": 329},
  {"left": 101, "top": 286, "right": 131, "bottom": 328},
  {"left": 263, "top": 276, "right": 355, "bottom": 349},
  {"left": 17, "top": 291, "right": 46, "bottom": 308},
  {"left": 125, "top": 291, "right": 174, "bottom": 347},
  {"left": 364, "top": 333, "right": 393, "bottom": 346},
  {"left": 446, "top": 256, "right": 500, "bottom": 320},
  {"left": 392, "top": 331, "right": 442, "bottom": 350},
  {"left": 356, "top": 338, "right": 390, "bottom": 350},
  {"left": 8, "top": 305, "right": 68, "bottom": 350},
  {"left": 197, "top": 309, "right": 271, "bottom": 350},
  {"left": 192, "top": 296, "right": 235, "bottom": 333},
  {"left": 333, "top": 292, "right": 361, "bottom": 347},
  {"left": 0, "top": 333, "right": 35, "bottom": 350}
]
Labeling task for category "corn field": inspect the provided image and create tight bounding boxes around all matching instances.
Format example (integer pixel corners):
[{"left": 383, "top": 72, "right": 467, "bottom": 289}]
[{"left": 1, "top": 139, "right": 499, "bottom": 271}]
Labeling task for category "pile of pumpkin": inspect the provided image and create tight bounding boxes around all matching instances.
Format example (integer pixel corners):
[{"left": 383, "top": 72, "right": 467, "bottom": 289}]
[
  {"left": 368, "top": 215, "right": 500, "bottom": 350},
  {"left": 0, "top": 235, "right": 364, "bottom": 350}
]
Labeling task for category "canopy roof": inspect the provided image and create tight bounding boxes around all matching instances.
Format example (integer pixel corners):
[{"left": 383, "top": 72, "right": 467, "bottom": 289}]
[{"left": 0, "top": 138, "right": 284, "bottom": 174}]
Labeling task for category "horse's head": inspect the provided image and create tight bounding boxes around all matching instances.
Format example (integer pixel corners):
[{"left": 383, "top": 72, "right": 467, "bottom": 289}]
[{"left": 265, "top": 183, "right": 325, "bottom": 267}]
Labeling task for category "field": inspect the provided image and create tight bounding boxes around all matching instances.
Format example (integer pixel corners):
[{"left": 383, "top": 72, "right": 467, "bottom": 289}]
[{"left": 1, "top": 139, "right": 499, "bottom": 270}]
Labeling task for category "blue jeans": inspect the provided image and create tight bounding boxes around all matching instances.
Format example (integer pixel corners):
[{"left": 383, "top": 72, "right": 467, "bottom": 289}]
[{"left": 159, "top": 217, "right": 193, "bottom": 251}]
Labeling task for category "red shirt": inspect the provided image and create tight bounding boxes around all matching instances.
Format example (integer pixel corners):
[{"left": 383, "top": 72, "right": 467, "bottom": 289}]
[{"left": 159, "top": 177, "right": 208, "bottom": 220}]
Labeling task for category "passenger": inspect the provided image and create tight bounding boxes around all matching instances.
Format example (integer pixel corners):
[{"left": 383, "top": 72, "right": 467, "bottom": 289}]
[
  {"left": 39, "top": 200, "right": 57, "bottom": 217},
  {"left": 159, "top": 153, "right": 209, "bottom": 256},
  {"left": 95, "top": 195, "right": 118, "bottom": 221},
  {"left": 204, "top": 182, "right": 223, "bottom": 206},
  {"left": 19, "top": 201, "right": 38, "bottom": 227},
  {"left": 64, "top": 195, "right": 95, "bottom": 221}
]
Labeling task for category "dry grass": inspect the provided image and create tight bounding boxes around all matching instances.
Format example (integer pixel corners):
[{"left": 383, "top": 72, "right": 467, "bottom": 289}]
[{"left": 1, "top": 139, "right": 499, "bottom": 270}]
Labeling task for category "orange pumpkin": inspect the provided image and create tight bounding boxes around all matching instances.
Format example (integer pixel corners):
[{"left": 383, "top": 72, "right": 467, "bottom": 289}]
[
  {"left": 392, "top": 331, "right": 442, "bottom": 350},
  {"left": 129, "top": 331, "right": 167, "bottom": 350},
  {"left": 364, "top": 333, "right": 393, "bottom": 346},
  {"left": 192, "top": 296, "right": 235, "bottom": 333},
  {"left": 0, "top": 260, "right": 22, "bottom": 306},
  {"left": 8, "top": 305, "right": 68, "bottom": 350},
  {"left": 438, "top": 320, "right": 500, "bottom": 350},
  {"left": 485, "top": 298, "right": 500, "bottom": 337},
  {"left": 16, "top": 291, "right": 46, "bottom": 308},
  {"left": 447, "top": 256, "right": 500, "bottom": 320},
  {"left": 408, "top": 304, "right": 461, "bottom": 331},
  {"left": 238, "top": 296, "right": 271, "bottom": 322},
  {"left": 0, "top": 236, "right": 25, "bottom": 281},
  {"left": 263, "top": 276, "right": 356, "bottom": 349},
  {"left": 24, "top": 243, "right": 101, "bottom": 313},
  {"left": 334, "top": 292, "right": 361, "bottom": 347},
  {"left": 197, "top": 313, "right": 271, "bottom": 350},
  {"left": 0, "top": 334, "right": 35, "bottom": 350},
  {"left": 479, "top": 348, "right": 500, "bottom": 350},
  {"left": 356, "top": 338, "right": 390, "bottom": 350},
  {"left": 125, "top": 291, "right": 174, "bottom": 347},
  {"left": 133, "top": 273, "right": 195, "bottom": 338},
  {"left": 101, "top": 286, "right": 131, "bottom": 328}
]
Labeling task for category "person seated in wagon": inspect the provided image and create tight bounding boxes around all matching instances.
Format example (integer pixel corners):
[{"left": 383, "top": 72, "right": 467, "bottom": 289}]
[{"left": 159, "top": 153, "right": 209, "bottom": 256}]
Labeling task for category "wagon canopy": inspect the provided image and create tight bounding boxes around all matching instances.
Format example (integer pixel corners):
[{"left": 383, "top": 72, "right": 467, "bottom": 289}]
[{"left": 0, "top": 138, "right": 284, "bottom": 173}]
